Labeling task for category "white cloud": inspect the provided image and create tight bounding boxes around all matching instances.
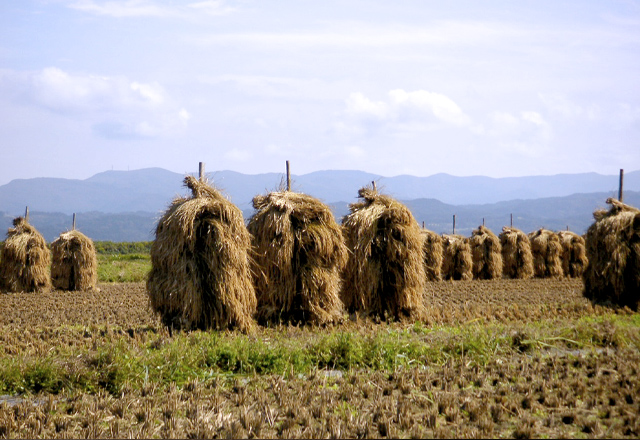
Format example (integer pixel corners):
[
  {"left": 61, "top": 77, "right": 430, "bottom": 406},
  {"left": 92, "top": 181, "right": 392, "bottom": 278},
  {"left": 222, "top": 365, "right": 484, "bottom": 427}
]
[
  {"left": 484, "top": 109, "right": 553, "bottom": 157},
  {"left": 187, "top": 0, "right": 235, "bottom": 16},
  {"left": 187, "top": 20, "right": 517, "bottom": 48},
  {"left": 67, "top": 0, "right": 236, "bottom": 18},
  {"left": 178, "top": 108, "right": 191, "bottom": 122},
  {"left": 521, "top": 111, "right": 545, "bottom": 126},
  {"left": 345, "top": 145, "right": 366, "bottom": 158},
  {"left": 491, "top": 111, "right": 520, "bottom": 127},
  {"left": 389, "top": 89, "right": 470, "bottom": 126},
  {"left": 345, "top": 93, "right": 388, "bottom": 119},
  {"left": 224, "top": 148, "right": 252, "bottom": 161},
  {"left": 130, "top": 82, "right": 164, "bottom": 105},
  {"left": 67, "top": 0, "right": 168, "bottom": 17},
  {"left": 197, "top": 74, "right": 349, "bottom": 101},
  {"left": 538, "top": 93, "right": 600, "bottom": 120},
  {"left": 0, "top": 67, "right": 188, "bottom": 140},
  {"left": 344, "top": 89, "right": 472, "bottom": 128},
  {"left": 6, "top": 67, "right": 165, "bottom": 112}
]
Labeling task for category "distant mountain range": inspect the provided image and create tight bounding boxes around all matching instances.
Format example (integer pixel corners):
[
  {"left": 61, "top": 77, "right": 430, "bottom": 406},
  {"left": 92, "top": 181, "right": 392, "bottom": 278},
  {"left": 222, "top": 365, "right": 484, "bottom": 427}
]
[{"left": 0, "top": 167, "right": 638, "bottom": 242}]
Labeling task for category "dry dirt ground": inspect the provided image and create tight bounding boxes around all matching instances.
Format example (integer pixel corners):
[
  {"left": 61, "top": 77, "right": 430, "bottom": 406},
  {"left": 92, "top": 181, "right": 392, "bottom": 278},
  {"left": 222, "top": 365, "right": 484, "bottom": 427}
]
[{"left": 0, "top": 279, "right": 639, "bottom": 439}]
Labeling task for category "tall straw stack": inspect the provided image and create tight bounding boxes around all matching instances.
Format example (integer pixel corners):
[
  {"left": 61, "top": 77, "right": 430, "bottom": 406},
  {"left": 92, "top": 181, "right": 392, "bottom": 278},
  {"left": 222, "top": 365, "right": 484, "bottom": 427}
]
[
  {"left": 499, "top": 226, "right": 534, "bottom": 279},
  {"left": 421, "top": 228, "right": 443, "bottom": 281},
  {"left": 248, "top": 190, "right": 347, "bottom": 325},
  {"left": 469, "top": 225, "right": 503, "bottom": 280},
  {"left": 583, "top": 198, "right": 640, "bottom": 309},
  {"left": 529, "top": 228, "right": 564, "bottom": 278},
  {"left": 147, "top": 176, "right": 256, "bottom": 332},
  {"left": 557, "top": 230, "right": 588, "bottom": 278},
  {"left": 342, "top": 186, "right": 425, "bottom": 320},
  {"left": 0, "top": 217, "right": 51, "bottom": 292},
  {"left": 441, "top": 234, "right": 473, "bottom": 281},
  {"left": 51, "top": 229, "right": 98, "bottom": 291}
]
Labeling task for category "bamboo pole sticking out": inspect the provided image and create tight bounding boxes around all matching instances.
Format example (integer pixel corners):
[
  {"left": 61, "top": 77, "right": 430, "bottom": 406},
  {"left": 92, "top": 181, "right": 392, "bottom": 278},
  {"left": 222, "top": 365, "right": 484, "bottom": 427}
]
[
  {"left": 619, "top": 168, "right": 624, "bottom": 202},
  {"left": 199, "top": 162, "right": 205, "bottom": 181},
  {"left": 286, "top": 160, "right": 291, "bottom": 192},
  {"left": 25, "top": 206, "right": 29, "bottom": 222},
  {"left": 72, "top": 213, "right": 76, "bottom": 231},
  {"left": 453, "top": 214, "right": 456, "bottom": 235}
]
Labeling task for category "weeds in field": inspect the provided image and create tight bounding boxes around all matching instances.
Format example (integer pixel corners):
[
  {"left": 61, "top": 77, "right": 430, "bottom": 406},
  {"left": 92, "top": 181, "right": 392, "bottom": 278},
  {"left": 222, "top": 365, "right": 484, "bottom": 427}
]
[
  {"left": 1, "top": 313, "right": 638, "bottom": 397},
  {"left": 96, "top": 254, "right": 150, "bottom": 283},
  {"left": 0, "top": 278, "right": 639, "bottom": 438}
]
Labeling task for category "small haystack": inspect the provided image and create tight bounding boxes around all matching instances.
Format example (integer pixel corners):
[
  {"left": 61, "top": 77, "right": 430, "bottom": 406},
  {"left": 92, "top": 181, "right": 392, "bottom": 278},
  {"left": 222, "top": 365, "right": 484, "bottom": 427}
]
[
  {"left": 422, "top": 228, "right": 443, "bottom": 281},
  {"left": 499, "top": 226, "right": 534, "bottom": 279},
  {"left": 557, "top": 230, "right": 588, "bottom": 278},
  {"left": 248, "top": 190, "right": 347, "bottom": 325},
  {"left": 0, "top": 217, "right": 51, "bottom": 292},
  {"left": 342, "top": 186, "right": 425, "bottom": 320},
  {"left": 147, "top": 176, "right": 256, "bottom": 332},
  {"left": 469, "top": 225, "right": 503, "bottom": 280},
  {"left": 528, "top": 228, "right": 564, "bottom": 278},
  {"left": 441, "top": 234, "right": 473, "bottom": 281},
  {"left": 583, "top": 198, "right": 640, "bottom": 309},
  {"left": 51, "top": 229, "right": 98, "bottom": 291}
]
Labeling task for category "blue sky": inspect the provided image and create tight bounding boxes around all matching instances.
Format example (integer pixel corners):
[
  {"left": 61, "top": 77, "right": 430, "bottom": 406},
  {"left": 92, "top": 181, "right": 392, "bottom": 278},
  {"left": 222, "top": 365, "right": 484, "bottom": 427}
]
[{"left": 1, "top": 0, "right": 639, "bottom": 185}]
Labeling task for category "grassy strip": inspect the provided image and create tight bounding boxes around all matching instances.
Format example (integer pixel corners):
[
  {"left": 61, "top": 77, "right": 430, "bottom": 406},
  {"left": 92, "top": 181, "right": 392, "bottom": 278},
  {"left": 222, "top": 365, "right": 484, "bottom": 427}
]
[
  {"left": 96, "top": 254, "right": 151, "bottom": 283},
  {"left": 93, "top": 241, "right": 152, "bottom": 255},
  {"left": 0, "top": 314, "right": 638, "bottom": 396}
]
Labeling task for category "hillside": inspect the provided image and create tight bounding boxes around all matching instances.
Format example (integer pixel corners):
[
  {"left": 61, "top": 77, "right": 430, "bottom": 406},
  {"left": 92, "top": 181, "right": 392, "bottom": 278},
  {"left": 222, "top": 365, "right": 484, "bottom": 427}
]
[
  {"left": 2, "top": 191, "right": 637, "bottom": 242},
  {"left": 0, "top": 168, "right": 637, "bottom": 215}
]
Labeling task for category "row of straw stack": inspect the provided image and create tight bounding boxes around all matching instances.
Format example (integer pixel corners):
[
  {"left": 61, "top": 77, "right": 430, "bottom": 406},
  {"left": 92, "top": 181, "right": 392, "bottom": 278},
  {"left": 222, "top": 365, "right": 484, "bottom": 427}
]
[
  {"left": 145, "top": 177, "right": 640, "bottom": 330},
  {"left": 422, "top": 226, "right": 589, "bottom": 281},
  {"left": 4, "top": 177, "right": 637, "bottom": 331},
  {"left": 146, "top": 177, "right": 427, "bottom": 332},
  {"left": 0, "top": 217, "right": 97, "bottom": 293}
]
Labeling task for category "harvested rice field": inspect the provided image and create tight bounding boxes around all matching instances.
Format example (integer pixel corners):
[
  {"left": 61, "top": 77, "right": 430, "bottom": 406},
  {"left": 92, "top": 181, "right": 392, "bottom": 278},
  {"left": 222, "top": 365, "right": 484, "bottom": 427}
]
[{"left": 1, "top": 279, "right": 639, "bottom": 438}]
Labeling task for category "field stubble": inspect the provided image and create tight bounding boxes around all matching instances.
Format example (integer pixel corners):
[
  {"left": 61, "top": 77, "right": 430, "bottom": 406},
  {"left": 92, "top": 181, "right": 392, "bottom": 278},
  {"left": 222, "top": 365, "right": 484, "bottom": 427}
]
[{"left": 0, "top": 278, "right": 639, "bottom": 438}]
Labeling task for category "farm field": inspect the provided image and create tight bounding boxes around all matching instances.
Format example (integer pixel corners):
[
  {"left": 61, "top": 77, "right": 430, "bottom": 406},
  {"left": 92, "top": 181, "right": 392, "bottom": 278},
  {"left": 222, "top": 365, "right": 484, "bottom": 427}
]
[{"left": 0, "top": 278, "right": 639, "bottom": 438}]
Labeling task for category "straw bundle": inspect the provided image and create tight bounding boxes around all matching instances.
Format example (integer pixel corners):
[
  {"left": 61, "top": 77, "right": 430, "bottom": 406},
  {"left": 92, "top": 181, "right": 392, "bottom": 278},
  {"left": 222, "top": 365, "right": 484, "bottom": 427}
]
[
  {"left": 147, "top": 176, "right": 256, "bottom": 332},
  {"left": 421, "top": 228, "right": 443, "bottom": 281},
  {"left": 51, "top": 229, "right": 98, "bottom": 291},
  {"left": 441, "top": 234, "right": 473, "bottom": 281},
  {"left": 557, "top": 230, "right": 588, "bottom": 278},
  {"left": 342, "top": 186, "right": 425, "bottom": 320},
  {"left": 248, "top": 190, "right": 347, "bottom": 325},
  {"left": 0, "top": 217, "right": 51, "bottom": 292},
  {"left": 528, "top": 228, "right": 564, "bottom": 278},
  {"left": 499, "top": 227, "right": 534, "bottom": 279},
  {"left": 469, "top": 225, "right": 503, "bottom": 280},
  {"left": 583, "top": 198, "right": 640, "bottom": 309}
]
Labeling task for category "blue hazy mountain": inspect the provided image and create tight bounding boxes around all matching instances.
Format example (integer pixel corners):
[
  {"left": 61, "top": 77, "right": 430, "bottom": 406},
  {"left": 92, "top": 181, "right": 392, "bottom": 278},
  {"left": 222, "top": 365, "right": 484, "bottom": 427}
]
[{"left": 0, "top": 168, "right": 638, "bottom": 241}]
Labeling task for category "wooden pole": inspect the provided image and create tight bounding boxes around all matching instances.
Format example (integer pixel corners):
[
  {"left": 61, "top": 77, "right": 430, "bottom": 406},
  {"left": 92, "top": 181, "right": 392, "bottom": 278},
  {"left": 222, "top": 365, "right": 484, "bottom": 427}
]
[
  {"left": 482, "top": 218, "right": 485, "bottom": 227},
  {"left": 619, "top": 168, "right": 624, "bottom": 203},
  {"left": 422, "top": 221, "right": 425, "bottom": 229},
  {"left": 286, "top": 160, "right": 291, "bottom": 192},
  {"left": 199, "top": 162, "right": 205, "bottom": 181},
  {"left": 372, "top": 181, "right": 377, "bottom": 192},
  {"left": 453, "top": 214, "right": 456, "bottom": 235},
  {"left": 25, "top": 206, "right": 29, "bottom": 222},
  {"left": 72, "top": 213, "right": 76, "bottom": 231},
  {"left": 510, "top": 213, "right": 513, "bottom": 228}
]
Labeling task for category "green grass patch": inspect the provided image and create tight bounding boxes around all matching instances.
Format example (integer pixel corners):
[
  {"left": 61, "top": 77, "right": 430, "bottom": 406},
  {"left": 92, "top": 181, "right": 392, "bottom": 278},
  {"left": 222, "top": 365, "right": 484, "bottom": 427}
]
[
  {"left": 0, "top": 312, "right": 638, "bottom": 397},
  {"left": 97, "top": 254, "right": 151, "bottom": 283},
  {"left": 93, "top": 241, "right": 152, "bottom": 255}
]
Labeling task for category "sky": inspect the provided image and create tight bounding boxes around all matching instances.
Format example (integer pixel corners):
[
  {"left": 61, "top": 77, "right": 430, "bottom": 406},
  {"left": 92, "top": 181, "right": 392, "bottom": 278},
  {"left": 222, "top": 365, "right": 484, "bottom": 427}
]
[{"left": 0, "top": 0, "right": 639, "bottom": 185}]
